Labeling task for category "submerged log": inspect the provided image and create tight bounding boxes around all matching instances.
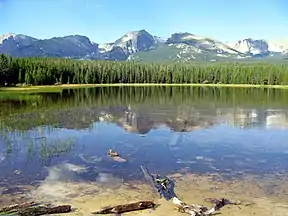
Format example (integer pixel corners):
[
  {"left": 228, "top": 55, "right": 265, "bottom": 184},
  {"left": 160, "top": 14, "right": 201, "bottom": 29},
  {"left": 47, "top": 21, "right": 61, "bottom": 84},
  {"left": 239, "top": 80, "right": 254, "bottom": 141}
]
[
  {"left": 140, "top": 165, "right": 176, "bottom": 200},
  {"left": 0, "top": 202, "right": 36, "bottom": 214},
  {"left": 140, "top": 165, "right": 159, "bottom": 197},
  {"left": 18, "top": 205, "right": 72, "bottom": 216},
  {"left": 0, "top": 202, "right": 71, "bottom": 216},
  {"left": 91, "top": 201, "right": 156, "bottom": 214}
]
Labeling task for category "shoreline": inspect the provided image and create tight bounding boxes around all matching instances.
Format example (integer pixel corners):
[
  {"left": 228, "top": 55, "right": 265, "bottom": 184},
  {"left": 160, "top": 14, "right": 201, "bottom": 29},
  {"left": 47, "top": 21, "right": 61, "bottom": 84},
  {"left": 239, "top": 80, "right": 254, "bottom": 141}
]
[
  {"left": 1, "top": 83, "right": 288, "bottom": 92},
  {"left": 1, "top": 171, "right": 287, "bottom": 216}
]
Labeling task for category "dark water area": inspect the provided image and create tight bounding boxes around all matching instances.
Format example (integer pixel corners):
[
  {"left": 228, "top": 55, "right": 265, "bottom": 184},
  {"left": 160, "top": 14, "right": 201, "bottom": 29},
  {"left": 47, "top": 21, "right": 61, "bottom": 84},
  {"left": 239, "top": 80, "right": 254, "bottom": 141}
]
[{"left": 0, "top": 86, "right": 288, "bottom": 188}]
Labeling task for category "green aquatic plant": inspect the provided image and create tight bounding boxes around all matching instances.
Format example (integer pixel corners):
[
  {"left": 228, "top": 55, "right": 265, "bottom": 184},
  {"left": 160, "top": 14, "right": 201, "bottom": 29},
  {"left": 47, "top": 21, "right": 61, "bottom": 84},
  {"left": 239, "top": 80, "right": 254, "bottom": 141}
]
[
  {"left": 0, "top": 124, "right": 75, "bottom": 164},
  {"left": 40, "top": 137, "right": 75, "bottom": 160}
]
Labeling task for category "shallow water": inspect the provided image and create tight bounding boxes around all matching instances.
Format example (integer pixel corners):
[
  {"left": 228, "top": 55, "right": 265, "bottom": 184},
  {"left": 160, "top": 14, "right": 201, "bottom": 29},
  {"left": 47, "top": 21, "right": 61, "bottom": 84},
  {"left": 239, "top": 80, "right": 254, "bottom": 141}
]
[{"left": 0, "top": 86, "right": 288, "bottom": 215}]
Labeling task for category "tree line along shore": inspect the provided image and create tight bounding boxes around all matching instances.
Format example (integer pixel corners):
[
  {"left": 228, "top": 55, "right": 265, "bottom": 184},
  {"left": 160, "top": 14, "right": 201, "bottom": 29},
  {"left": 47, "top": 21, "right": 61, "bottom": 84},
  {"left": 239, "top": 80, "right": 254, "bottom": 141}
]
[{"left": 0, "top": 54, "right": 288, "bottom": 87}]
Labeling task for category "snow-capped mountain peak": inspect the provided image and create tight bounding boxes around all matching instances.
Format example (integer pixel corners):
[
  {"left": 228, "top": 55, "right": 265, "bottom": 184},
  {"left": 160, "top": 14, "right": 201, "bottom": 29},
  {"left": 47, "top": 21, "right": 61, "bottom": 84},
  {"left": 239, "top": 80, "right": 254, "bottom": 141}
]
[
  {"left": 1, "top": 30, "right": 288, "bottom": 61},
  {"left": 113, "top": 29, "right": 156, "bottom": 54},
  {"left": 115, "top": 30, "right": 143, "bottom": 44},
  {"left": 0, "top": 33, "right": 39, "bottom": 55}
]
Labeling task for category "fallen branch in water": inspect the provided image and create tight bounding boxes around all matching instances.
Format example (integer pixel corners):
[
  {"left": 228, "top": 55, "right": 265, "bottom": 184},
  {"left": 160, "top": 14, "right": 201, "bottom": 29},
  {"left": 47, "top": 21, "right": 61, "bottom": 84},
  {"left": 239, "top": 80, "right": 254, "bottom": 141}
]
[
  {"left": 91, "top": 201, "right": 156, "bottom": 214},
  {"left": 0, "top": 202, "right": 71, "bottom": 216},
  {"left": 140, "top": 165, "right": 160, "bottom": 198},
  {"left": 140, "top": 165, "right": 242, "bottom": 216},
  {"left": 18, "top": 205, "right": 72, "bottom": 216},
  {"left": 0, "top": 202, "right": 37, "bottom": 214},
  {"left": 140, "top": 165, "right": 176, "bottom": 200}
]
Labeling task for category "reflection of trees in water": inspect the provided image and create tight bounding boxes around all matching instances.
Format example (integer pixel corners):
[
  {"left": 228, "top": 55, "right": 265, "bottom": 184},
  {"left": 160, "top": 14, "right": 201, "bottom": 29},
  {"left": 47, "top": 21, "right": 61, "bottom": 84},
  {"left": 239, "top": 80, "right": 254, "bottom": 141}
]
[
  {"left": 1, "top": 87, "right": 288, "bottom": 132},
  {"left": 0, "top": 123, "right": 75, "bottom": 165}
]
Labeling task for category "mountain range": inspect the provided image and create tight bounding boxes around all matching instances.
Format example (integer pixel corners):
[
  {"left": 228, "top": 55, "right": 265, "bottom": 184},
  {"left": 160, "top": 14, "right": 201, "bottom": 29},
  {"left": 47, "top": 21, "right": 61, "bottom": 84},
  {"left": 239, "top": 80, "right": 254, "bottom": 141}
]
[{"left": 1, "top": 30, "right": 288, "bottom": 62}]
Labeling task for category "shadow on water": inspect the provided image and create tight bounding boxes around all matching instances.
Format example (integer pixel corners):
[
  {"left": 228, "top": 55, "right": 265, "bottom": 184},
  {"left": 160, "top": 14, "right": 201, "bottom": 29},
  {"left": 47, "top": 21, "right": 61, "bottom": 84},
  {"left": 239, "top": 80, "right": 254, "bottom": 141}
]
[{"left": 0, "top": 86, "right": 288, "bottom": 193}]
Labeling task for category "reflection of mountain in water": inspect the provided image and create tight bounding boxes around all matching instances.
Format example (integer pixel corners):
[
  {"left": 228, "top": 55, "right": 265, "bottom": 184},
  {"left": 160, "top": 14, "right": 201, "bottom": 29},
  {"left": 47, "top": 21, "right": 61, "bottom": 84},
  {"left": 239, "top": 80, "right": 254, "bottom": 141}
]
[
  {"left": 117, "top": 112, "right": 155, "bottom": 134},
  {"left": 218, "top": 108, "right": 288, "bottom": 129},
  {"left": 99, "top": 105, "right": 217, "bottom": 134},
  {"left": 166, "top": 118, "right": 214, "bottom": 132},
  {"left": 266, "top": 111, "right": 288, "bottom": 129},
  {"left": 1, "top": 87, "right": 288, "bottom": 132},
  {"left": 3, "top": 103, "right": 288, "bottom": 134}
]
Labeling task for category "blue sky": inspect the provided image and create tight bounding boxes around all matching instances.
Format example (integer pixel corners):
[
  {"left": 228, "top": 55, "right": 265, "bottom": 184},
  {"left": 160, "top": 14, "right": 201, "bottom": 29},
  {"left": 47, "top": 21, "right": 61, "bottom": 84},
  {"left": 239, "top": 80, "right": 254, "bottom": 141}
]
[{"left": 0, "top": 0, "right": 288, "bottom": 43}]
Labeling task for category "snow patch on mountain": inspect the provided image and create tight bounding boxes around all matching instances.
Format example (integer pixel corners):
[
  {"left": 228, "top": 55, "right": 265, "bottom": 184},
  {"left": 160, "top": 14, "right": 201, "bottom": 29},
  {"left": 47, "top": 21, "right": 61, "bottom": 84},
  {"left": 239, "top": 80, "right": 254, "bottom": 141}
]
[
  {"left": 266, "top": 40, "right": 288, "bottom": 53},
  {"left": 267, "top": 42, "right": 286, "bottom": 53},
  {"left": 0, "top": 33, "right": 16, "bottom": 44},
  {"left": 114, "top": 31, "right": 140, "bottom": 53},
  {"left": 154, "top": 36, "right": 167, "bottom": 44},
  {"left": 231, "top": 38, "right": 269, "bottom": 55},
  {"left": 173, "top": 43, "right": 202, "bottom": 54},
  {"left": 166, "top": 33, "right": 242, "bottom": 56},
  {"left": 230, "top": 38, "right": 288, "bottom": 56},
  {"left": 98, "top": 43, "right": 114, "bottom": 53}
]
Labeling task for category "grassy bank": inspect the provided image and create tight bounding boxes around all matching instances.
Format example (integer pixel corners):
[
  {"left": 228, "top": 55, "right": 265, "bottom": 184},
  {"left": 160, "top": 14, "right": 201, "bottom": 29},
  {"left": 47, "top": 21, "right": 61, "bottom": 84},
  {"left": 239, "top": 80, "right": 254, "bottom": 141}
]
[{"left": 1, "top": 83, "right": 288, "bottom": 93}]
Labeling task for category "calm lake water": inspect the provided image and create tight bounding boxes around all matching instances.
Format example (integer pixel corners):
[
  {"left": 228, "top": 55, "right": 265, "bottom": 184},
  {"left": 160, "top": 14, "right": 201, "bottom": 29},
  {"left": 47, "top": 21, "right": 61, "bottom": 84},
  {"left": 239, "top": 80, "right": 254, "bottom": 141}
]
[{"left": 0, "top": 86, "right": 288, "bottom": 189}]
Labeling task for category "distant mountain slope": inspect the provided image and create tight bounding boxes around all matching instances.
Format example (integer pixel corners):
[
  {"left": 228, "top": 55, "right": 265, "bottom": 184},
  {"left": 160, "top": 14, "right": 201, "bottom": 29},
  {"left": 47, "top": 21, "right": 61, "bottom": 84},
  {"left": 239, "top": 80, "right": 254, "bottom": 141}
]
[
  {"left": 1, "top": 30, "right": 288, "bottom": 62},
  {"left": 11, "top": 35, "right": 100, "bottom": 59},
  {"left": 0, "top": 33, "right": 38, "bottom": 55},
  {"left": 129, "top": 33, "right": 248, "bottom": 62}
]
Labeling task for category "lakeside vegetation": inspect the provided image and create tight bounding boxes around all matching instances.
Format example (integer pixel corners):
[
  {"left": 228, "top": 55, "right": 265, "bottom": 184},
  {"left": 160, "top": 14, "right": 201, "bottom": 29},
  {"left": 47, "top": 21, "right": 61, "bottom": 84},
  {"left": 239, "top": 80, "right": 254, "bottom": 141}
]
[{"left": 1, "top": 54, "right": 288, "bottom": 86}]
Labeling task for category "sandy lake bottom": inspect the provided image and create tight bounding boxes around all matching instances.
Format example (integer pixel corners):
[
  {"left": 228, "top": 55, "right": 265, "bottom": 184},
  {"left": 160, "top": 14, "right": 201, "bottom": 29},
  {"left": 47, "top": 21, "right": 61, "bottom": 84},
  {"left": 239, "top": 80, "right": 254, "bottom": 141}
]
[{"left": 1, "top": 164, "right": 288, "bottom": 216}]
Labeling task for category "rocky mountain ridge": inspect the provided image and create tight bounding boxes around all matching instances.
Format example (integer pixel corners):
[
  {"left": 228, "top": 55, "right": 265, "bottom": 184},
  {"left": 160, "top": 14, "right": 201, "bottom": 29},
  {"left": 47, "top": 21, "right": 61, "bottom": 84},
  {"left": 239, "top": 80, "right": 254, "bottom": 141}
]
[{"left": 0, "top": 30, "right": 287, "bottom": 62}]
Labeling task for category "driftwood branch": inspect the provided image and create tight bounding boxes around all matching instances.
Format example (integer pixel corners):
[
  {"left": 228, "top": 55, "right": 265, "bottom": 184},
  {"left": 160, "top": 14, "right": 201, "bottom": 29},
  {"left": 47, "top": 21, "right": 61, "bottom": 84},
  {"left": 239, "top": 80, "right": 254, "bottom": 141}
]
[
  {"left": 0, "top": 202, "right": 71, "bottom": 216},
  {"left": 0, "top": 202, "right": 37, "bottom": 214},
  {"left": 140, "top": 165, "right": 176, "bottom": 200},
  {"left": 140, "top": 165, "right": 160, "bottom": 197},
  {"left": 91, "top": 201, "right": 155, "bottom": 214},
  {"left": 140, "top": 165, "right": 241, "bottom": 216},
  {"left": 18, "top": 205, "right": 72, "bottom": 216}
]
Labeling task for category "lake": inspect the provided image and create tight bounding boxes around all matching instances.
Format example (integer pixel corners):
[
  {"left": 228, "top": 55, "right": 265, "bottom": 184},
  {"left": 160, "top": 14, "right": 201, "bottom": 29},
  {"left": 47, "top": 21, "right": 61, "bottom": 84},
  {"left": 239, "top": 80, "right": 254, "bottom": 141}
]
[{"left": 0, "top": 86, "right": 288, "bottom": 215}]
